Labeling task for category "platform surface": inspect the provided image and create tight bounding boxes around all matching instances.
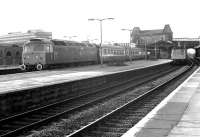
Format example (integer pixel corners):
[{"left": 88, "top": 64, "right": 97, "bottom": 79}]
[
  {"left": 122, "top": 66, "right": 200, "bottom": 137},
  {"left": 0, "top": 59, "right": 171, "bottom": 95}
]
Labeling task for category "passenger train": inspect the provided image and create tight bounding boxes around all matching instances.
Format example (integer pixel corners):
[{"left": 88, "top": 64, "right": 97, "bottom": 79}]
[
  {"left": 171, "top": 48, "right": 196, "bottom": 64},
  {"left": 20, "top": 38, "right": 146, "bottom": 70}
]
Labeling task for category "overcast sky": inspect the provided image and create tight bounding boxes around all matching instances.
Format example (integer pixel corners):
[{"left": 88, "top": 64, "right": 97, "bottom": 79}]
[{"left": 0, "top": 0, "right": 200, "bottom": 43}]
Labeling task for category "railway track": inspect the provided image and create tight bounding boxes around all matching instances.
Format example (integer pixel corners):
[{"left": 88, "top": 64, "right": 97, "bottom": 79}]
[
  {"left": 0, "top": 65, "right": 184, "bottom": 137},
  {"left": 67, "top": 64, "right": 194, "bottom": 137}
]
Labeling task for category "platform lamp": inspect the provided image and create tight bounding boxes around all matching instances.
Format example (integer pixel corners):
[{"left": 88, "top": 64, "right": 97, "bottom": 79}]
[
  {"left": 121, "top": 28, "right": 133, "bottom": 62},
  {"left": 88, "top": 18, "right": 114, "bottom": 65}
]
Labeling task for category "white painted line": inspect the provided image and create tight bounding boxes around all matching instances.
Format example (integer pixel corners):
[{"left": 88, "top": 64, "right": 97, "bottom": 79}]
[{"left": 122, "top": 67, "right": 200, "bottom": 137}]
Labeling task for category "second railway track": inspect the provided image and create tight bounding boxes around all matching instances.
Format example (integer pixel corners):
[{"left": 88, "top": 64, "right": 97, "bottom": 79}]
[{"left": 67, "top": 64, "right": 195, "bottom": 137}]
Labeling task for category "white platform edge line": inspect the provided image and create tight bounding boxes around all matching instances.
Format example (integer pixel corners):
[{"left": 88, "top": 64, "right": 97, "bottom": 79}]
[{"left": 122, "top": 66, "right": 200, "bottom": 137}]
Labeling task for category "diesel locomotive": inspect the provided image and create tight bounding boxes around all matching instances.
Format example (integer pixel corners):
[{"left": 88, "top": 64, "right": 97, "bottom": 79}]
[
  {"left": 171, "top": 48, "right": 196, "bottom": 64},
  {"left": 20, "top": 38, "right": 146, "bottom": 71}
]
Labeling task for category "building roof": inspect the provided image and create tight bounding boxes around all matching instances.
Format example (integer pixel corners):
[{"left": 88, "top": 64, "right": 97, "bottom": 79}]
[
  {"left": 139, "top": 29, "right": 164, "bottom": 36},
  {"left": 133, "top": 24, "right": 172, "bottom": 36}
]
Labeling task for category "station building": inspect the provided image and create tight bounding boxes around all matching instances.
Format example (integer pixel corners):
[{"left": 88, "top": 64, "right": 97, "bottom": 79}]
[
  {"left": 131, "top": 24, "right": 173, "bottom": 59},
  {"left": 0, "top": 30, "right": 52, "bottom": 66}
]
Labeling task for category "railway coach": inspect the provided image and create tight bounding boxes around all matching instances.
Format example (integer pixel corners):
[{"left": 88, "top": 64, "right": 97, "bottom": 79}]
[{"left": 101, "top": 44, "right": 126, "bottom": 63}]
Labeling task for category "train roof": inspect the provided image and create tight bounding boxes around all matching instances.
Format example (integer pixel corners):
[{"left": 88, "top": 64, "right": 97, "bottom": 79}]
[
  {"left": 27, "top": 38, "right": 97, "bottom": 47},
  {"left": 51, "top": 39, "right": 97, "bottom": 47}
]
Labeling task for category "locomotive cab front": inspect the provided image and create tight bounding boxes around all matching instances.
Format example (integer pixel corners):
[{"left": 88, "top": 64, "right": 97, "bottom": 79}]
[{"left": 20, "top": 39, "right": 53, "bottom": 70}]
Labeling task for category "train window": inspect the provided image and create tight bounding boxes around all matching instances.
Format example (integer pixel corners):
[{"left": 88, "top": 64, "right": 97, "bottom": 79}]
[{"left": 24, "top": 43, "right": 51, "bottom": 53}]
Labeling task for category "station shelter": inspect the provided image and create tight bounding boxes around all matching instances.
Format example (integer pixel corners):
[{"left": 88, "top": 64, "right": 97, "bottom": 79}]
[
  {"left": 135, "top": 40, "right": 173, "bottom": 59},
  {"left": 147, "top": 40, "right": 173, "bottom": 59}
]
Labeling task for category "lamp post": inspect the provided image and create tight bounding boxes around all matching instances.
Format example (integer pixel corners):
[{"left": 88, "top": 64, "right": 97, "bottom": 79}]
[
  {"left": 88, "top": 18, "right": 114, "bottom": 65},
  {"left": 121, "top": 28, "right": 132, "bottom": 62},
  {"left": 145, "top": 40, "right": 147, "bottom": 60}
]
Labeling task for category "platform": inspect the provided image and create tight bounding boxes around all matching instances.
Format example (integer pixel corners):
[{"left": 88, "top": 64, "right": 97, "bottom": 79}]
[
  {"left": 122, "top": 66, "right": 200, "bottom": 137},
  {"left": 0, "top": 59, "right": 171, "bottom": 95}
]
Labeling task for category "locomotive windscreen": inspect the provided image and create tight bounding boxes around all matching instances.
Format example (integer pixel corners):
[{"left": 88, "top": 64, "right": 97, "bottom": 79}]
[{"left": 24, "top": 42, "right": 50, "bottom": 53}]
